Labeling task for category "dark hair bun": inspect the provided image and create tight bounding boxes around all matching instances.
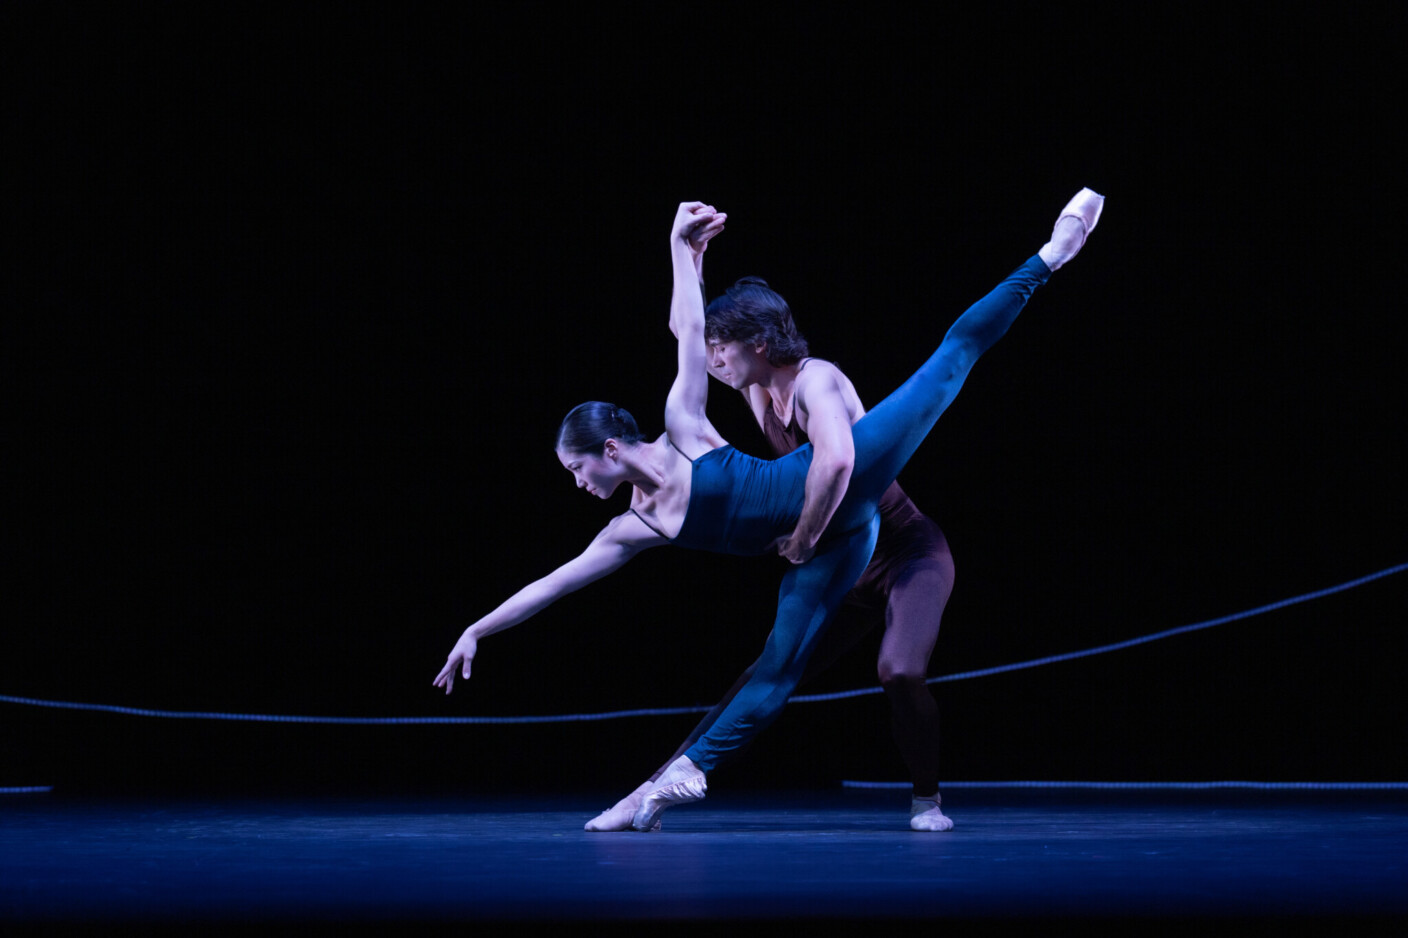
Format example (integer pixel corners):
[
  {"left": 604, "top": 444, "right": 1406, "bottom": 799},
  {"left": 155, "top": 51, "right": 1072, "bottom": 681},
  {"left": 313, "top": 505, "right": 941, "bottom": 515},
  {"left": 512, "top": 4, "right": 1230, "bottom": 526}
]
[{"left": 556, "top": 401, "right": 646, "bottom": 455}]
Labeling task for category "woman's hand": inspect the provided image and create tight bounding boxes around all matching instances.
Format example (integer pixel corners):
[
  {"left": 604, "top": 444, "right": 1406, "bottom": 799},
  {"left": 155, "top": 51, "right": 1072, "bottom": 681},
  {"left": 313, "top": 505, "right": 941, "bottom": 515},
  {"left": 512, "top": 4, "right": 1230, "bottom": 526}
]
[
  {"left": 428, "top": 522, "right": 653, "bottom": 697},
  {"left": 671, "top": 201, "right": 726, "bottom": 258},
  {"left": 433, "top": 631, "right": 479, "bottom": 695}
]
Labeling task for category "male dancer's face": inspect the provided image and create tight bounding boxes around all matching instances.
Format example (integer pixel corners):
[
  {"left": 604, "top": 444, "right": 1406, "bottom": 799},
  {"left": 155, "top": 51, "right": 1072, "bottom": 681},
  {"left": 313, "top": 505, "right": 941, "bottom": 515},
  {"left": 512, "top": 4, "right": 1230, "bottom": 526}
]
[{"left": 707, "top": 339, "right": 766, "bottom": 390}]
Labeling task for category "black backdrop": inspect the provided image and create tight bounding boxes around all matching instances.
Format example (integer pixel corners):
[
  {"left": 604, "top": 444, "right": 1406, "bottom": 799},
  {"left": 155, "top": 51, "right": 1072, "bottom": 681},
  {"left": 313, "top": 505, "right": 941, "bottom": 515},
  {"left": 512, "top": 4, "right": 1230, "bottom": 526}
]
[{"left": 12, "top": 6, "right": 1407, "bottom": 793}]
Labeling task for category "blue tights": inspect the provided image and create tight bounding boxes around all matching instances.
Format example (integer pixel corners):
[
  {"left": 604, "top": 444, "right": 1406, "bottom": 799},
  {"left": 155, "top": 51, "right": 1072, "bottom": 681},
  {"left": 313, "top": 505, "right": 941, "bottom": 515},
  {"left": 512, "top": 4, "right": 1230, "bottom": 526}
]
[{"left": 684, "top": 255, "right": 1052, "bottom": 771}]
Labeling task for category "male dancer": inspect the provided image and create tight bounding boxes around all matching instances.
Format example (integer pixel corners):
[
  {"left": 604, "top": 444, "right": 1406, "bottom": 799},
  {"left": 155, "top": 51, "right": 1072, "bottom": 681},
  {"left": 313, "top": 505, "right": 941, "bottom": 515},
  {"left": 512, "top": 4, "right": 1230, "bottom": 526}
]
[
  {"left": 704, "top": 278, "right": 958, "bottom": 831},
  {"left": 587, "top": 192, "right": 1101, "bottom": 831}
]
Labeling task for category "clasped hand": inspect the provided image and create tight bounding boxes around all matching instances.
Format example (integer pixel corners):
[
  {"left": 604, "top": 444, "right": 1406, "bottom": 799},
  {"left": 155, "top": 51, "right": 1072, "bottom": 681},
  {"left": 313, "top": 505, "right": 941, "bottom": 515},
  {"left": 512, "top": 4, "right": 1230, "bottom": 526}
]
[{"left": 672, "top": 201, "right": 726, "bottom": 258}]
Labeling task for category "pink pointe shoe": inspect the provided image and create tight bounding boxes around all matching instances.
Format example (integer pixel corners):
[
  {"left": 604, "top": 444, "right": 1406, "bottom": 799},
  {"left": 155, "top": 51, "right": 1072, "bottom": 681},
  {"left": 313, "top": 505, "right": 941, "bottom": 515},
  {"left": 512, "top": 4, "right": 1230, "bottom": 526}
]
[
  {"left": 1057, "top": 187, "right": 1105, "bottom": 240},
  {"left": 584, "top": 782, "right": 660, "bottom": 832},
  {"left": 1040, "top": 187, "right": 1105, "bottom": 270},
  {"left": 631, "top": 757, "right": 707, "bottom": 831}
]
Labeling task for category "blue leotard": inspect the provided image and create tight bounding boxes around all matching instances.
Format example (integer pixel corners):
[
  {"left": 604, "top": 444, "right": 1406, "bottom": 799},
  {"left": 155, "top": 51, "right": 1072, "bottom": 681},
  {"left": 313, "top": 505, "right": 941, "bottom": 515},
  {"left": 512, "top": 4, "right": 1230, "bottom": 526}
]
[
  {"left": 630, "top": 444, "right": 810, "bottom": 553},
  {"left": 674, "top": 445, "right": 809, "bottom": 554},
  {"left": 677, "top": 254, "right": 1052, "bottom": 772}
]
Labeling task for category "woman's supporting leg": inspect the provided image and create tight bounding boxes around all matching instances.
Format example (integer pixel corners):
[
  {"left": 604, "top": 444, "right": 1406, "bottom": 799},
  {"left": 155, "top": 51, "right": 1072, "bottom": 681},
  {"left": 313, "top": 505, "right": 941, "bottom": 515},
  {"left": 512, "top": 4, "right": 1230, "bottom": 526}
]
[
  {"left": 586, "top": 592, "right": 880, "bottom": 831},
  {"left": 629, "top": 515, "right": 879, "bottom": 830},
  {"left": 680, "top": 514, "right": 880, "bottom": 771},
  {"left": 656, "top": 593, "right": 883, "bottom": 776}
]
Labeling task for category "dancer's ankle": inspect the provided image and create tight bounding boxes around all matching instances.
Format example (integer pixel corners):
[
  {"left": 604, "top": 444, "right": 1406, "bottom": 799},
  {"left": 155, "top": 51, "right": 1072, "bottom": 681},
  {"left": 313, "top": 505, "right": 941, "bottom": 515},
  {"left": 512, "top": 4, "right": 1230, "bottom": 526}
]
[
  {"left": 910, "top": 794, "right": 953, "bottom": 832},
  {"left": 657, "top": 755, "right": 703, "bottom": 786},
  {"left": 1038, "top": 216, "right": 1087, "bottom": 271}
]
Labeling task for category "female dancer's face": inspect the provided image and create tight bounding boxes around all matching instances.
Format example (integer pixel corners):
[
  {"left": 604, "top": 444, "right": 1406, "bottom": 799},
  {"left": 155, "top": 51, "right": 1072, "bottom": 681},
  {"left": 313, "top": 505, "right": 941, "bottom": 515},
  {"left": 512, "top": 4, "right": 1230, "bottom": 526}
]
[{"left": 556, "top": 447, "right": 621, "bottom": 499}]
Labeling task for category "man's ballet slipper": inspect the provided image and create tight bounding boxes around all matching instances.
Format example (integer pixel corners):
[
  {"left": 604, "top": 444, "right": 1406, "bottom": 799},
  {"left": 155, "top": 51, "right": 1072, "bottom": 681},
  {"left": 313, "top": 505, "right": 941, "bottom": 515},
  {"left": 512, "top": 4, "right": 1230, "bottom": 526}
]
[
  {"left": 909, "top": 795, "right": 954, "bottom": 832},
  {"left": 632, "top": 775, "right": 706, "bottom": 831},
  {"left": 1054, "top": 187, "right": 1105, "bottom": 247}
]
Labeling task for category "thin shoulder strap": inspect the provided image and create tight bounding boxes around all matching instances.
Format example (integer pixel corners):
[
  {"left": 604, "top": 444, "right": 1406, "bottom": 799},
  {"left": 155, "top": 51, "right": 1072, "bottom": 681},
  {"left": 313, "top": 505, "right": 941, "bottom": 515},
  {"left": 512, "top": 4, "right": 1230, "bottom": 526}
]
[
  {"left": 629, "top": 508, "right": 671, "bottom": 541},
  {"left": 666, "top": 436, "right": 693, "bottom": 461}
]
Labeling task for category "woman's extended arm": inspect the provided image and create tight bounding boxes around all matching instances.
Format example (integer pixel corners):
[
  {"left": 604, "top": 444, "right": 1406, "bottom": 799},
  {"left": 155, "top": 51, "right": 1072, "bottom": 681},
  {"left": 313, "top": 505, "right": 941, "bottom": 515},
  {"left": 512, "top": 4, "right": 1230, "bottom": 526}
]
[
  {"left": 433, "top": 514, "right": 661, "bottom": 693},
  {"left": 664, "top": 202, "right": 727, "bottom": 454}
]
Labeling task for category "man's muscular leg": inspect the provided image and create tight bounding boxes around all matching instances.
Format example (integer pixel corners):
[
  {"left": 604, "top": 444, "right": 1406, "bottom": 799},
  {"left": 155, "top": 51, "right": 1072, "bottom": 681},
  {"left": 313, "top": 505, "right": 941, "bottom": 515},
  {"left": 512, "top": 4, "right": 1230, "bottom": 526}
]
[{"left": 876, "top": 537, "right": 955, "bottom": 831}]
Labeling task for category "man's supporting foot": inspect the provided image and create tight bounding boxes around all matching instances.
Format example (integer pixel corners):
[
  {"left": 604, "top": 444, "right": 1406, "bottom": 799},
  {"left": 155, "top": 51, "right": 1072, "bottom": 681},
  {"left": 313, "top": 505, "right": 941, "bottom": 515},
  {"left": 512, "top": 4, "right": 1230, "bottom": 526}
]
[
  {"left": 909, "top": 794, "right": 954, "bottom": 832},
  {"left": 632, "top": 756, "right": 707, "bottom": 831}
]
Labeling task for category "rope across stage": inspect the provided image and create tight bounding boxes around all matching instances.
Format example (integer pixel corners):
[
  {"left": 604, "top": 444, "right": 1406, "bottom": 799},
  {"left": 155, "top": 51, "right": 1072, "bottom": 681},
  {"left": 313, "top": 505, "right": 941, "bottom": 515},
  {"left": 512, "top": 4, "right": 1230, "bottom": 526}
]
[{"left": 5, "top": 558, "right": 1402, "bottom": 725}]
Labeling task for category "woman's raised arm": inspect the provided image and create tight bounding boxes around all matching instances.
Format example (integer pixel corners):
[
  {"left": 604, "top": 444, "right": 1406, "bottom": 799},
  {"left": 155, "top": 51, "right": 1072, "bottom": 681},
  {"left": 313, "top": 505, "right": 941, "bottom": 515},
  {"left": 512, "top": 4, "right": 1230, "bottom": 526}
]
[
  {"left": 664, "top": 202, "right": 727, "bottom": 454},
  {"left": 668, "top": 202, "right": 725, "bottom": 339},
  {"left": 433, "top": 513, "right": 662, "bottom": 694}
]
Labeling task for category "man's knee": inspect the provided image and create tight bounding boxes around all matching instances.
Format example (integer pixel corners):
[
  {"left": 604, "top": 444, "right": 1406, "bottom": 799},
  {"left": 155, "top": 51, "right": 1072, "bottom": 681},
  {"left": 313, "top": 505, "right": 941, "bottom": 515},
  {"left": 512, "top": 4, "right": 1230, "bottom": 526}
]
[{"left": 878, "top": 661, "right": 928, "bottom": 690}]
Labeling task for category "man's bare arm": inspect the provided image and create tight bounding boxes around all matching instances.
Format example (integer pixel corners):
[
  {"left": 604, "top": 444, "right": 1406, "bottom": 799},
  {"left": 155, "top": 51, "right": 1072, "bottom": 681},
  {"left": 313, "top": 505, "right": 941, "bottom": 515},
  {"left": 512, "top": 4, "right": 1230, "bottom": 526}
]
[{"left": 772, "top": 365, "right": 856, "bottom": 564}]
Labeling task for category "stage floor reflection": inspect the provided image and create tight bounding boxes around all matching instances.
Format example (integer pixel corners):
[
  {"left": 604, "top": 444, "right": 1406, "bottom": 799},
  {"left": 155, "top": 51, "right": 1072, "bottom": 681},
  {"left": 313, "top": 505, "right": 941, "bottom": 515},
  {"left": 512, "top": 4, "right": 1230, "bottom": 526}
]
[{"left": 4, "top": 788, "right": 1406, "bottom": 929}]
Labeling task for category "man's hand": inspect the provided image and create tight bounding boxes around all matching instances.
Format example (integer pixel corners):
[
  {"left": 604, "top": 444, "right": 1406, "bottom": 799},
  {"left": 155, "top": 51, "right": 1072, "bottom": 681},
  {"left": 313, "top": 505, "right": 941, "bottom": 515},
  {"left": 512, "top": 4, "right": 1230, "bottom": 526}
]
[
  {"left": 770, "top": 531, "right": 816, "bottom": 565},
  {"left": 775, "top": 364, "right": 857, "bottom": 566}
]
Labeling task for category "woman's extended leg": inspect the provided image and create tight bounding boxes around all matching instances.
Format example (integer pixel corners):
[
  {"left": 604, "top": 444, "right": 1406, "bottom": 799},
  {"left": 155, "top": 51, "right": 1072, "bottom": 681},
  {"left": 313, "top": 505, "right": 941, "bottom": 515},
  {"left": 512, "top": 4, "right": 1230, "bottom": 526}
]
[
  {"left": 685, "top": 516, "right": 879, "bottom": 764},
  {"left": 831, "top": 255, "right": 1052, "bottom": 533},
  {"left": 830, "top": 187, "right": 1103, "bottom": 533},
  {"left": 628, "top": 188, "right": 1102, "bottom": 829}
]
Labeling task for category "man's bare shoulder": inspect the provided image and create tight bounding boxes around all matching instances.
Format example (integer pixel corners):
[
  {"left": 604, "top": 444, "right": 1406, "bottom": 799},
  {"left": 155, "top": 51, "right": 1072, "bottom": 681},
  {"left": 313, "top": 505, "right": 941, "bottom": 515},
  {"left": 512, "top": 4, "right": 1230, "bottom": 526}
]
[
  {"left": 796, "top": 357, "right": 848, "bottom": 386},
  {"left": 796, "top": 359, "right": 866, "bottom": 419}
]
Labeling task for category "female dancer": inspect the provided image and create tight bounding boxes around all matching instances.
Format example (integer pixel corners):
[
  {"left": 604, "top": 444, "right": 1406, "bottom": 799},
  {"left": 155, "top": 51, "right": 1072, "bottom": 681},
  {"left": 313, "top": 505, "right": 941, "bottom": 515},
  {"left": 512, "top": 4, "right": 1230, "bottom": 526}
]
[{"left": 434, "top": 190, "right": 1103, "bottom": 829}]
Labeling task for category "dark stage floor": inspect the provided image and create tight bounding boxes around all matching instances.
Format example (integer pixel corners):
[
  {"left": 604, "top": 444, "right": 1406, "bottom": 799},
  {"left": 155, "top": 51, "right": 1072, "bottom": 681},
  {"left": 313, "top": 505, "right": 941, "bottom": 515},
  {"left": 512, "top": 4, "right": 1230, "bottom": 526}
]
[{"left": 3, "top": 788, "right": 1406, "bottom": 931}]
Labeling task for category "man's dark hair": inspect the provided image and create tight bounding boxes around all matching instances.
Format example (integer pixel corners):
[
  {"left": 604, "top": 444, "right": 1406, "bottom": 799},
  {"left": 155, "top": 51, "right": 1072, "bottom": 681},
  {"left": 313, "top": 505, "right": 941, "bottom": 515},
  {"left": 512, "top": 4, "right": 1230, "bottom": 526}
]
[{"left": 705, "top": 277, "right": 809, "bottom": 365}]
